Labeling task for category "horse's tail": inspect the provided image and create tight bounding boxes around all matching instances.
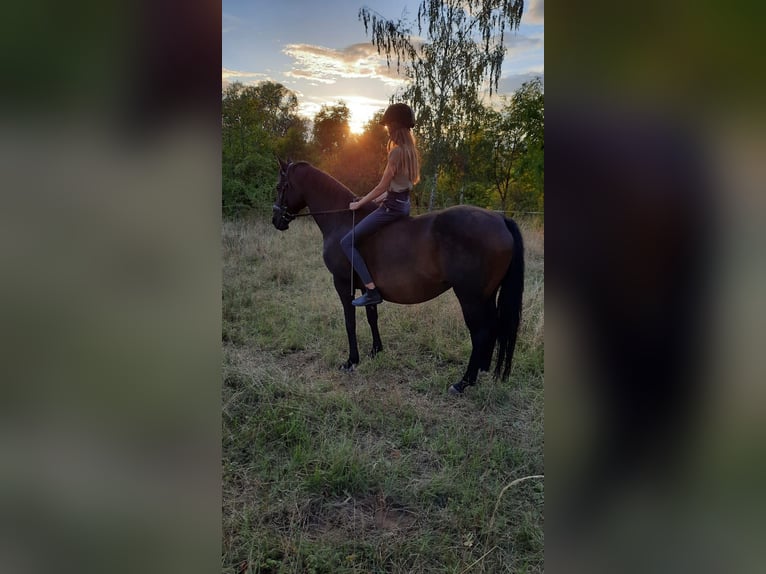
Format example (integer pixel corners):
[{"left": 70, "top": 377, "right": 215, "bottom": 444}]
[{"left": 495, "top": 218, "right": 525, "bottom": 381}]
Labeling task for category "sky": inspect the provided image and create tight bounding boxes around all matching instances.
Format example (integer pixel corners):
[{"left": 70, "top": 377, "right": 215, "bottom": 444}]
[{"left": 222, "top": 0, "right": 544, "bottom": 133}]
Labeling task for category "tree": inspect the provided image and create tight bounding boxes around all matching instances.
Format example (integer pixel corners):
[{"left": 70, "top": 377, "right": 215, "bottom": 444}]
[
  {"left": 253, "top": 81, "right": 301, "bottom": 137},
  {"left": 276, "top": 118, "right": 314, "bottom": 164},
  {"left": 483, "top": 78, "right": 544, "bottom": 212},
  {"left": 312, "top": 102, "right": 351, "bottom": 158},
  {"left": 222, "top": 82, "right": 300, "bottom": 158},
  {"left": 512, "top": 78, "right": 544, "bottom": 212},
  {"left": 221, "top": 81, "right": 305, "bottom": 214},
  {"left": 360, "top": 0, "right": 525, "bottom": 210}
]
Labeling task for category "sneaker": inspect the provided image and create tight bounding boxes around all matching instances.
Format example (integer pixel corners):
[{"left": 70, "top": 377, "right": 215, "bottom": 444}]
[{"left": 352, "top": 288, "right": 382, "bottom": 306}]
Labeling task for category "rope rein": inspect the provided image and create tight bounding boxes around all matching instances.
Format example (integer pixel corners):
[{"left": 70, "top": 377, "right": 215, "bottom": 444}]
[
  {"left": 284, "top": 205, "right": 357, "bottom": 297},
  {"left": 290, "top": 207, "right": 352, "bottom": 217},
  {"left": 276, "top": 164, "right": 357, "bottom": 297},
  {"left": 350, "top": 210, "right": 355, "bottom": 297}
]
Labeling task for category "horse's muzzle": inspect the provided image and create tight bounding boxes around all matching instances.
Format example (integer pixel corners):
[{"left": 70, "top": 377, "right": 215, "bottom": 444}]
[{"left": 272, "top": 205, "right": 294, "bottom": 230}]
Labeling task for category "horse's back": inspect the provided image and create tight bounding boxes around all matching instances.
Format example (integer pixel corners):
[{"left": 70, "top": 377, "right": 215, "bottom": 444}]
[
  {"left": 430, "top": 206, "right": 514, "bottom": 297},
  {"left": 361, "top": 206, "right": 515, "bottom": 303}
]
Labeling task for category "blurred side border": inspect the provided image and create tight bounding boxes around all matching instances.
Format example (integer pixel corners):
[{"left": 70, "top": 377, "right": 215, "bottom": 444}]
[
  {"left": 545, "top": 1, "right": 766, "bottom": 572},
  {"left": 0, "top": 1, "right": 222, "bottom": 573}
]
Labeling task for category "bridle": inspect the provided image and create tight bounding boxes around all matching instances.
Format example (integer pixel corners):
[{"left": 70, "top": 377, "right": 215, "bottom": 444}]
[{"left": 272, "top": 165, "right": 298, "bottom": 227}]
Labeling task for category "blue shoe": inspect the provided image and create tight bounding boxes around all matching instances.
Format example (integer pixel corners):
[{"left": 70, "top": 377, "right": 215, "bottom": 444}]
[{"left": 352, "top": 288, "right": 382, "bottom": 306}]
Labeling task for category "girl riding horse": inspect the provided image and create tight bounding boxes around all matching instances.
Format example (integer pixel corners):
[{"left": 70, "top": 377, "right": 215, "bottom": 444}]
[{"left": 341, "top": 103, "right": 420, "bottom": 306}]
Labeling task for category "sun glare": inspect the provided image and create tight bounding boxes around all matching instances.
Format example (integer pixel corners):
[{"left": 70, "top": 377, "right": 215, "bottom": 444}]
[
  {"left": 349, "top": 117, "right": 366, "bottom": 135},
  {"left": 346, "top": 99, "right": 383, "bottom": 135},
  {"left": 301, "top": 97, "right": 386, "bottom": 135}
]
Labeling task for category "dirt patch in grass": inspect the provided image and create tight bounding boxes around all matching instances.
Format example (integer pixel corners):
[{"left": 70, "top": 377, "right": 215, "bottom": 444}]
[{"left": 304, "top": 493, "right": 418, "bottom": 539}]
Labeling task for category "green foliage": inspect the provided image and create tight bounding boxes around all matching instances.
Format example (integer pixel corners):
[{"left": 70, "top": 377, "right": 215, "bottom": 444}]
[
  {"left": 223, "top": 152, "right": 278, "bottom": 216},
  {"left": 221, "top": 9, "right": 543, "bottom": 217},
  {"left": 400, "top": 77, "right": 543, "bottom": 214},
  {"left": 276, "top": 120, "right": 314, "bottom": 163},
  {"left": 360, "top": 0, "right": 525, "bottom": 210},
  {"left": 479, "top": 77, "right": 545, "bottom": 212},
  {"left": 312, "top": 101, "right": 351, "bottom": 156},
  {"left": 221, "top": 179, "right": 250, "bottom": 217},
  {"left": 222, "top": 81, "right": 305, "bottom": 214}
]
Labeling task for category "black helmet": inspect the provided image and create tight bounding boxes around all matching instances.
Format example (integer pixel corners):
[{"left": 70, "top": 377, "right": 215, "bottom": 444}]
[{"left": 380, "top": 103, "right": 415, "bottom": 128}]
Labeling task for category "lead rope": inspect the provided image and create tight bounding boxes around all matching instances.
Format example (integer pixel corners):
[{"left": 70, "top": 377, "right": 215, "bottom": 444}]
[{"left": 350, "top": 209, "right": 355, "bottom": 297}]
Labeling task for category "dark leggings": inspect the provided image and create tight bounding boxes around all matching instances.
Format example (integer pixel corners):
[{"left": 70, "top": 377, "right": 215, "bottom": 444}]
[{"left": 340, "top": 194, "right": 410, "bottom": 285}]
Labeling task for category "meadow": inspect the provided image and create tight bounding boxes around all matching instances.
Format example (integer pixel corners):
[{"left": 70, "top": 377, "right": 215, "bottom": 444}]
[{"left": 222, "top": 213, "right": 544, "bottom": 573}]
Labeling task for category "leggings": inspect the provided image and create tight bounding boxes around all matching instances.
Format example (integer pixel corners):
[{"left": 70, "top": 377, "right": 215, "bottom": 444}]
[{"left": 340, "top": 194, "right": 410, "bottom": 285}]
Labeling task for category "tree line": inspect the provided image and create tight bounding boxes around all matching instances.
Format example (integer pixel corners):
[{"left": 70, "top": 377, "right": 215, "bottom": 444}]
[
  {"left": 222, "top": 77, "right": 543, "bottom": 217},
  {"left": 223, "top": 0, "right": 542, "bottom": 217}
]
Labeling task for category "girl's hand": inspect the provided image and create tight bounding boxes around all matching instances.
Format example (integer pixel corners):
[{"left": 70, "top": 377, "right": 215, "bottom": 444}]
[{"left": 349, "top": 201, "right": 361, "bottom": 210}]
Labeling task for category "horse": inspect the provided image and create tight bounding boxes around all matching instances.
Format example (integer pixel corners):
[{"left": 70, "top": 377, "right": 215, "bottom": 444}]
[{"left": 271, "top": 158, "right": 525, "bottom": 394}]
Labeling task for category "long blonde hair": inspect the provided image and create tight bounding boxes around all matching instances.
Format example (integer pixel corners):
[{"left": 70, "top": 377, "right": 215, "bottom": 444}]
[{"left": 387, "top": 125, "right": 420, "bottom": 185}]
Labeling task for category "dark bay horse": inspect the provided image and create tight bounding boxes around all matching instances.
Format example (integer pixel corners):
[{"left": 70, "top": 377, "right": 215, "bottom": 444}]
[{"left": 271, "top": 159, "right": 524, "bottom": 394}]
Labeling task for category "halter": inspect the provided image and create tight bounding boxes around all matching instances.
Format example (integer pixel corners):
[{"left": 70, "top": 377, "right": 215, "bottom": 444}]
[{"left": 272, "top": 165, "right": 298, "bottom": 227}]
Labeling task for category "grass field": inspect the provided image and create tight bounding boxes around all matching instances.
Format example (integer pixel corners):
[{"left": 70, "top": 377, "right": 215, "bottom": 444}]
[{"left": 222, "top": 213, "right": 544, "bottom": 573}]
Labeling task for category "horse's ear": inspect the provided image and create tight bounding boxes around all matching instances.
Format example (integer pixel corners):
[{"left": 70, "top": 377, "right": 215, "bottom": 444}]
[{"left": 274, "top": 154, "right": 292, "bottom": 171}]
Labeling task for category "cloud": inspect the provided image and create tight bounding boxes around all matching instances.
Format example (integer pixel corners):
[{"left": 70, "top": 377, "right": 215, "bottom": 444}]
[
  {"left": 221, "top": 68, "right": 268, "bottom": 88},
  {"left": 523, "top": 0, "right": 544, "bottom": 25},
  {"left": 284, "top": 69, "right": 337, "bottom": 85},
  {"left": 502, "top": 30, "right": 544, "bottom": 82},
  {"left": 497, "top": 72, "right": 544, "bottom": 96},
  {"left": 505, "top": 31, "right": 544, "bottom": 53},
  {"left": 283, "top": 43, "right": 406, "bottom": 87}
]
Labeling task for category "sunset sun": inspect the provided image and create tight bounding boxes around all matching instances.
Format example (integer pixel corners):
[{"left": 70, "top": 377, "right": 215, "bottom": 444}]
[{"left": 345, "top": 97, "right": 384, "bottom": 134}]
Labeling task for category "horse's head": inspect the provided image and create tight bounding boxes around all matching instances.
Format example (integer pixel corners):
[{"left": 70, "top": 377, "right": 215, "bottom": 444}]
[{"left": 272, "top": 158, "right": 307, "bottom": 230}]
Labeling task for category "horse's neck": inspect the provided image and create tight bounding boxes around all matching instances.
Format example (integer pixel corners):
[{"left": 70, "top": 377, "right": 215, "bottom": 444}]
[
  {"left": 301, "top": 169, "right": 351, "bottom": 209},
  {"left": 298, "top": 168, "right": 354, "bottom": 235}
]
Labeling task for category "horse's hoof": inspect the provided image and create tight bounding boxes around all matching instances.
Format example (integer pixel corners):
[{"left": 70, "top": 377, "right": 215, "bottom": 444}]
[
  {"left": 448, "top": 384, "right": 464, "bottom": 395},
  {"left": 369, "top": 346, "right": 383, "bottom": 358},
  {"left": 339, "top": 361, "right": 357, "bottom": 373}
]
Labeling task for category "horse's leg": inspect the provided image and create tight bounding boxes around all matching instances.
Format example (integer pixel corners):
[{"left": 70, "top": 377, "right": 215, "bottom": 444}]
[
  {"left": 479, "top": 295, "right": 499, "bottom": 373},
  {"left": 335, "top": 278, "right": 360, "bottom": 371},
  {"left": 364, "top": 303, "right": 383, "bottom": 357},
  {"left": 450, "top": 294, "right": 496, "bottom": 395}
]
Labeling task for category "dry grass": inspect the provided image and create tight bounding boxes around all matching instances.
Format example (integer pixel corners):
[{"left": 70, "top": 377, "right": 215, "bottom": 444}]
[{"left": 222, "top": 213, "right": 544, "bottom": 573}]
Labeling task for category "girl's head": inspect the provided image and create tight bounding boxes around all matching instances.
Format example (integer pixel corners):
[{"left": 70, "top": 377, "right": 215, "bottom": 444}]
[
  {"left": 381, "top": 103, "right": 415, "bottom": 129},
  {"left": 381, "top": 103, "right": 420, "bottom": 184}
]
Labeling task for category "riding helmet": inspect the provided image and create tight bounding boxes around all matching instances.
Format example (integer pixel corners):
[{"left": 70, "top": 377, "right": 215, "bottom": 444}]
[{"left": 380, "top": 103, "right": 415, "bottom": 128}]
